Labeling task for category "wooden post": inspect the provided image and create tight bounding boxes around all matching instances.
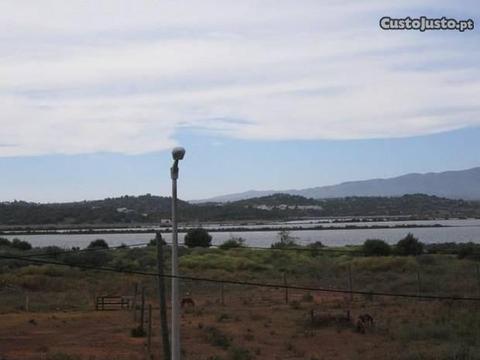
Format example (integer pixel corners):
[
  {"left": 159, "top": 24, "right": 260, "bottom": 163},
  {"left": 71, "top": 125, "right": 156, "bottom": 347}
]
[
  {"left": 133, "top": 283, "right": 138, "bottom": 321},
  {"left": 156, "top": 232, "right": 171, "bottom": 360},
  {"left": 147, "top": 304, "right": 152, "bottom": 352},
  {"left": 283, "top": 272, "right": 289, "bottom": 304},
  {"left": 476, "top": 264, "right": 480, "bottom": 297},
  {"left": 348, "top": 264, "right": 353, "bottom": 302},
  {"left": 140, "top": 287, "right": 145, "bottom": 333},
  {"left": 25, "top": 294, "right": 29, "bottom": 312},
  {"left": 221, "top": 283, "right": 225, "bottom": 306},
  {"left": 417, "top": 270, "right": 421, "bottom": 297}
]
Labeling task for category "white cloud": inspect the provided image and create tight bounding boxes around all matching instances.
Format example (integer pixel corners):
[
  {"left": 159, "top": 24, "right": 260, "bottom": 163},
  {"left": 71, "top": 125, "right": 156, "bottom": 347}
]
[{"left": 0, "top": 0, "right": 478, "bottom": 156}]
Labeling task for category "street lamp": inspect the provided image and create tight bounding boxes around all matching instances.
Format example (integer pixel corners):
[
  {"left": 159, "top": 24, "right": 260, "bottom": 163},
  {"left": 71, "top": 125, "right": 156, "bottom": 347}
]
[{"left": 171, "top": 146, "right": 185, "bottom": 360}]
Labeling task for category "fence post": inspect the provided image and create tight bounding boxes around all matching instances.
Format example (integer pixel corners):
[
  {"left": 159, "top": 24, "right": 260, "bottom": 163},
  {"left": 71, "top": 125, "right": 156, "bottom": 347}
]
[
  {"left": 348, "top": 264, "right": 353, "bottom": 302},
  {"left": 133, "top": 283, "right": 138, "bottom": 321},
  {"left": 417, "top": 270, "right": 421, "bottom": 298},
  {"left": 156, "top": 232, "right": 171, "bottom": 360},
  {"left": 283, "top": 272, "right": 289, "bottom": 304},
  {"left": 476, "top": 264, "right": 480, "bottom": 298},
  {"left": 25, "top": 294, "right": 29, "bottom": 312},
  {"left": 221, "top": 283, "right": 225, "bottom": 306},
  {"left": 140, "top": 287, "right": 145, "bottom": 333},
  {"left": 147, "top": 304, "right": 152, "bottom": 352}
]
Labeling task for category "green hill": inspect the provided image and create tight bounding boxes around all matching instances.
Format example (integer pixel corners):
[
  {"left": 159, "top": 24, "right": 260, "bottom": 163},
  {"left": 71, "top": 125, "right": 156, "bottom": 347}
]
[{"left": 1, "top": 193, "right": 479, "bottom": 226}]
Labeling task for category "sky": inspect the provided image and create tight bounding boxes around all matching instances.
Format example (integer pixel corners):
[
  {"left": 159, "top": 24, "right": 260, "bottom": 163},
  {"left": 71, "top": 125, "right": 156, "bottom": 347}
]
[{"left": 0, "top": 1, "right": 479, "bottom": 202}]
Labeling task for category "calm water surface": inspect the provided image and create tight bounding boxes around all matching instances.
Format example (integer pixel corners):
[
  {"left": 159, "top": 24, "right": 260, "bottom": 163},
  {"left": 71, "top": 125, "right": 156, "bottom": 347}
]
[{"left": 4, "top": 219, "right": 480, "bottom": 249}]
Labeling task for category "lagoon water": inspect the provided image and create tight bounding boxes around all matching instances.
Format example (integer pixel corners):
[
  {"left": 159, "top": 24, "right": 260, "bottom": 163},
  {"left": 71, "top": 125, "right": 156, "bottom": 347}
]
[{"left": 3, "top": 219, "right": 480, "bottom": 249}]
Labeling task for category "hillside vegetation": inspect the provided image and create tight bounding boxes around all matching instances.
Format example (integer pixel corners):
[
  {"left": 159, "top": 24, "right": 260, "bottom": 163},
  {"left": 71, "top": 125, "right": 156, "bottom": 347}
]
[{"left": 1, "top": 193, "right": 480, "bottom": 226}]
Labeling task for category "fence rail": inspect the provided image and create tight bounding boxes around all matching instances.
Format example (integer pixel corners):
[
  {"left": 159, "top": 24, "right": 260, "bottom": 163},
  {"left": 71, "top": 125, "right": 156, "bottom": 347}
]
[{"left": 95, "top": 296, "right": 131, "bottom": 311}]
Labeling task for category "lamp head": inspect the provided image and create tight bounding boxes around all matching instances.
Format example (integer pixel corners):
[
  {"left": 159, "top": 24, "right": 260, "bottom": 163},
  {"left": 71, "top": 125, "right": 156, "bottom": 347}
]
[{"left": 172, "top": 147, "right": 186, "bottom": 161}]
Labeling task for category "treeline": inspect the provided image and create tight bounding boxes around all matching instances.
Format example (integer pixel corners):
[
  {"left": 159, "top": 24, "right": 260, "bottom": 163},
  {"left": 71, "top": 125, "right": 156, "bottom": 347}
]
[{"left": 1, "top": 193, "right": 480, "bottom": 226}]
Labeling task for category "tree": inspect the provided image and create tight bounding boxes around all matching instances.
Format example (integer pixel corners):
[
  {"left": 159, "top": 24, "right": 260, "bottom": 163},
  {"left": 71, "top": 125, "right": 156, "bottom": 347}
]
[
  {"left": 362, "top": 239, "right": 391, "bottom": 256},
  {"left": 0, "top": 237, "right": 11, "bottom": 247},
  {"left": 11, "top": 238, "right": 32, "bottom": 251},
  {"left": 184, "top": 228, "right": 212, "bottom": 248},
  {"left": 395, "top": 233, "right": 424, "bottom": 256},
  {"left": 87, "top": 239, "right": 109, "bottom": 249}
]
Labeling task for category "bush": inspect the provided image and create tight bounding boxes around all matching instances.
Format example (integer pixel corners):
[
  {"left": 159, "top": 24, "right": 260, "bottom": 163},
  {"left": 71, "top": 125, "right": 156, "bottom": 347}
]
[
  {"left": 130, "top": 326, "right": 146, "bottom": 337},
  {"left": 87, "top": 239, "right": 109, "bottom": 249},
  {"left": 219, "top": 236, "right": 245, "bottom": 250},
  {"left": 148, "top": 233, "right": 167, "bottom": 247},
  {"left": 184, "top": 228, "right": 212, "bottom": 248},
  {"left": 307, "top": 241, "right": 324, "bottom": 248},
  {"left": 362, "top": 239, "right": 391, "bottom": 256},
  {"left": 205, "top": 326, "right": 230, "bottom": 349},
  {"left": 0, "top": 237, "right": 11, "bottom": 247},
  {"left": 47, "top": 353, "right": 82, "bottom": 360},
  {"left": 228, "top": 346, "right": 253, "bottom": 360},
  {"left": 457, "top": 243, "right": 480, "bottom": 260},
  {"left": 271, "top": 230, "right": 298, "bottom": 249},
  {"left": 395, "top": 233, "right": 424, "bottom": 256},
  {"left": 11, "top": 238, "right": 32, "bottom": 251},
  {"left": 61, "top": 249, "right": 111, "bottom": 267}
]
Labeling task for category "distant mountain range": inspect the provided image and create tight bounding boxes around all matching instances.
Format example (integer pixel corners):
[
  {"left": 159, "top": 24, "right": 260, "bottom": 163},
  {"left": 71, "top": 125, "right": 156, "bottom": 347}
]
[{"left": 195, "top": 167, "right": 480, "bottom": 202}]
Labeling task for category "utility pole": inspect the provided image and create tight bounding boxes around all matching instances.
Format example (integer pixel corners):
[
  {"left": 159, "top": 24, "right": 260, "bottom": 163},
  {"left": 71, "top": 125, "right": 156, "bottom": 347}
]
[
  {"left": 171, "top": 146, "right": 185, "bottom": 360},
  {"left": 156, "top": 232, "right": 171, "bottom": 360}
]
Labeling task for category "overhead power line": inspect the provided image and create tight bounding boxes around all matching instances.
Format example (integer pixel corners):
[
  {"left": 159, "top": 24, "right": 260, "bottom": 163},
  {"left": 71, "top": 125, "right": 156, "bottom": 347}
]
[{"left": 1, "top": 253, "right": 479, "bottom": 302}]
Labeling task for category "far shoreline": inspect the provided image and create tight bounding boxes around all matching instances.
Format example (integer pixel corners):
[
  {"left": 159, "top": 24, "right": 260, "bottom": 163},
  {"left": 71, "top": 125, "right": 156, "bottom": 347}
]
[{"left": 0, "top": 222, "right": 451, "bottom": 236}]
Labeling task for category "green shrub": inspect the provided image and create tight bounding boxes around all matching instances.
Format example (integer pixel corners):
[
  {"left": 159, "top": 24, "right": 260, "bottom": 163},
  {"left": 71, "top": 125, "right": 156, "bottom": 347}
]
[
  {"left": 228, "top": 346, "right": 253, "bottom": 360},
  {"left": 395, "top": 234, "right": 424, "bottom": 256},
  {"left": 47, "top": 353, "right": 82, "bottom": 360},
  {"left": 302, "top": 292, "right": 314, "bottom": 302},
  {"left": 11, "top": 238, "right": 32, "bottom": 251},
  {"left": 362, "top": 239, "right": 391, "bottom": 256},
  {"left": 184, "top": 228, "right": 212, "bottom": 248},
  {"left": 271, "top": 230, "right": 298, "bottom": 249},
  {"left": 0, "top": 237, "right": 12, "bottom": 247},
  {"left": 205, "top": 326, "right": 230, "bottom": 349},
  {"left": 61, "top": 249, "right": 111, "bottom": 267},
  {"left": 219, "top": 236, "right": 245, "bottom": 250},
  {"left": 130, "top": 326, "right": 146, "bottom": 337},
  {"left": 148, "top": 233, "right": 166, "bottom": 247},
  {"left": 87, "top": 239, "right": 109, "bottom": 249},
  {"left": 457, "top": 243, "right": 480, "bottom": 260}
]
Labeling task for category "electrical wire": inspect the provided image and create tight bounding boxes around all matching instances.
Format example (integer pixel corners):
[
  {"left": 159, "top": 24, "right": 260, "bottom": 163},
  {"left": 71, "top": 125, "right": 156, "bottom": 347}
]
[{"left": 1, "top": 253, "right": 479, "bottom": 302}]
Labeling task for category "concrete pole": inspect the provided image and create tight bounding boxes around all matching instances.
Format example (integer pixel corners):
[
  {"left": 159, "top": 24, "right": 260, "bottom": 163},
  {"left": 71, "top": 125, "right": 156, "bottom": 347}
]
[
  {"left": 171, "top": 164, "right": 181, "bottom": 360},
  {"left": 156, "top": 232, "right": 171, "bottom": 360}
]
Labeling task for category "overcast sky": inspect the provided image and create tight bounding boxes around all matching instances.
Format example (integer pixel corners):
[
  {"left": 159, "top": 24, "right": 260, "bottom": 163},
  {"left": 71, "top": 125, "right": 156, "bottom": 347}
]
[{"left": 0, "top": 1, "right": 478, "bottom": 202}]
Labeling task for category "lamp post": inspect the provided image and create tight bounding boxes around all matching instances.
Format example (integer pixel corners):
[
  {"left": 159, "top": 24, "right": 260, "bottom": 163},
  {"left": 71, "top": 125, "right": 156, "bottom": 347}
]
[{"left": 170, "top": 146, "right": 185, "bottom": 360}]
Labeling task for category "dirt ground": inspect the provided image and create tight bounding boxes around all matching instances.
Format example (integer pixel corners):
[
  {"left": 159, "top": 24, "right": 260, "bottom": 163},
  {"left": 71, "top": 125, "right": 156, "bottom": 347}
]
[{"left": 0, "top": 287, "right": 465, "bottom": 360}]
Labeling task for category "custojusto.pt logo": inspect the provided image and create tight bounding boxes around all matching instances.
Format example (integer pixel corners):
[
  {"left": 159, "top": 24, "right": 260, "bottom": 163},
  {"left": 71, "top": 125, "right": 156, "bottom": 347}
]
[{"left": 380, "top": 16, "right": 474, "bottom": 32}]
